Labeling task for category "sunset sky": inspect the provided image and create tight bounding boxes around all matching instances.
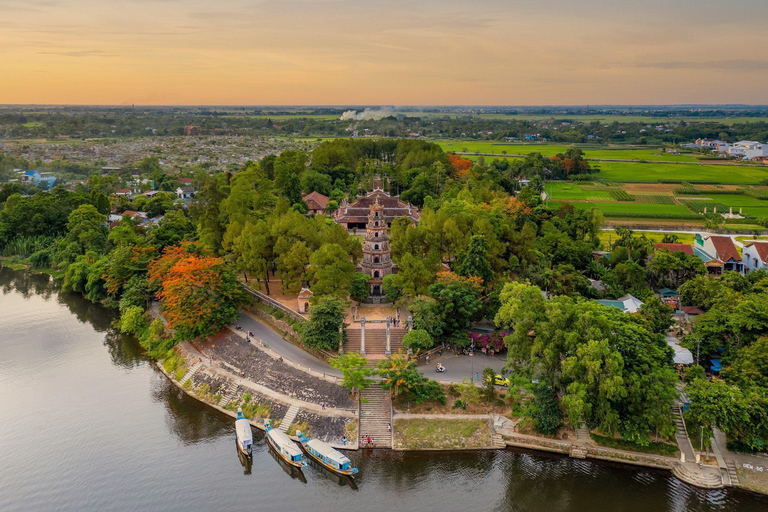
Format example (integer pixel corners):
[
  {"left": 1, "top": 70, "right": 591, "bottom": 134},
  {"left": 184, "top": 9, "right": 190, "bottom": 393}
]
[{"left": 2, "top": 0, "right": 767, "bottom": 105}]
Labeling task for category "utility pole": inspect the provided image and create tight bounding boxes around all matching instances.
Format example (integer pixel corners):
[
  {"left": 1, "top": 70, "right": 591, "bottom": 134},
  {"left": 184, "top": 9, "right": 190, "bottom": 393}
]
[{"left": 696, "top": 339, "right": 701, "bottom": 366}]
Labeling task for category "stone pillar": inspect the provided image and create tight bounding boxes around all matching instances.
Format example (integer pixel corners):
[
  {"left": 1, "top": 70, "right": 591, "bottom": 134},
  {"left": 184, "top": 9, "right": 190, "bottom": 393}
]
[
  {"left": 338, "top": 314, "right": 344, "bottom": 355},
  {"left": 407, "top": 315, "right": 413, "bottom": 331},
  {"left": 360, "top": 316, "right": 366, "bottom": 356},
  {"left": 385, "top": 316, "right": 392, "bottom": 356}
]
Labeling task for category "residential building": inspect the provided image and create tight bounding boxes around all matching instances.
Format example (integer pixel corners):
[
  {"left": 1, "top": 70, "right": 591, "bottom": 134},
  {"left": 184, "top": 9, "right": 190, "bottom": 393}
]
[
  {"left": 114, "top": 188, "right": 132, "bottom": 197},
  {"left": 176, "top": 186, "right": 195, "bottom": 199},
  {"left": 183, "top": 126, "right": 200, "bottom": 136},
  {"left": 596, "top": 294, "right": 644, "bottom": 313},
  {"left": 20, "top": 170, "right": 56, "bottom": 188},
  {"left": 743, "top": 241, "right": 768, "bottom": 273},
  {"left": 303, "top": 192, "right": 330, "bottom": 215},
  {"left": 700, "top": 235, "right": 744, "bottom": 273}
]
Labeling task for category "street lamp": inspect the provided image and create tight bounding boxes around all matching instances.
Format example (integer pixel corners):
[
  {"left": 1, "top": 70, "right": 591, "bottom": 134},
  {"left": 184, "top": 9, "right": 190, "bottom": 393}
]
[{"left": 700, "top": 425, "right": 704, "bottom": 453}]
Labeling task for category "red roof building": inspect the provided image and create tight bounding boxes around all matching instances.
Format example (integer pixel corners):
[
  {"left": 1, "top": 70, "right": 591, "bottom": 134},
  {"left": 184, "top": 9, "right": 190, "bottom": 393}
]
[
  {"left": 178, "top": 177, "right": 194, "bottom": 184},
  {"left": 655, "top": 243, "right": 694, "bottom": 256},
  {"left": 183, "top": 126, "right": 200, "bottom": 136},
  {"left": 702, "top": 236, "right": 743, "bottom": 273},
  {"left": 334, "top": 188, "right": 419, "bottom": 231},
  {"left": 303, "top": 192, "right": 329, "bottom": 215},
  {"left": 743, "top": 241, "right": 768, "bottom": 273}
]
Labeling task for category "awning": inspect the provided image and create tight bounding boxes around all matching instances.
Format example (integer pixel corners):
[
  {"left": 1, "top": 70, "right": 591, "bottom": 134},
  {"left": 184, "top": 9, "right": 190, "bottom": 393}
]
[
  {"left": 666, "top": 336, "right": 694, "bottom": 365},
  {"left": 710, "top": 358, "right": 722, "bottom": 372}
]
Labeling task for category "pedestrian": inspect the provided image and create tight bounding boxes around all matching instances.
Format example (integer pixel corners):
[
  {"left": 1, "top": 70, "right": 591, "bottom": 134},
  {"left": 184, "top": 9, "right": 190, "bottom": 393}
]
[
  {"left": 342, "top": 435, "right": 347, "bottom": 446},
  {"left": 387, "top": 422, "right": 391, "bottom": 432},
  {"left": 367, "top": 435, "right": 372, "bottom": 446},
  {"left": 426, "top": 355, "right": 429, "bottom": 364},
  {"left": 321, "top": 401, "right": 326, "bottom": 410},
  {"left": 476, "top": 372, "right": 479, "bottom": 381}
]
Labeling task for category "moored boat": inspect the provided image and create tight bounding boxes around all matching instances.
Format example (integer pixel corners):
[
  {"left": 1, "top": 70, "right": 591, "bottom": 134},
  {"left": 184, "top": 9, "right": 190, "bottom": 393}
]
[
  {"left": 297, "top": 431, "right": 358, "bottom": 477},
  {"left": 264, "top": 419, "right": 306, "bottom": 468},
  {"left": 235, "top": 408, "right": 253, "bottom": 457}
]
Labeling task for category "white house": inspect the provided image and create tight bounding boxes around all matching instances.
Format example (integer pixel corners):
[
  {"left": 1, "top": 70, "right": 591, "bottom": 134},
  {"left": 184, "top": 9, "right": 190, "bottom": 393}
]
[
  {"left": 176, "top": 186, "right": 195, "bottom": 199},
  {"left": 743, "top": 242, "right": 768, "bottom": 273}
]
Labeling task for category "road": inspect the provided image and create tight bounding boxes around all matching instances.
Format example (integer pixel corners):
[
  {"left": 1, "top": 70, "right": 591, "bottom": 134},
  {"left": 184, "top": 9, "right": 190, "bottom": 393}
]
[{"left": 235, "top": 311, "right": 507, "bottom": 384}]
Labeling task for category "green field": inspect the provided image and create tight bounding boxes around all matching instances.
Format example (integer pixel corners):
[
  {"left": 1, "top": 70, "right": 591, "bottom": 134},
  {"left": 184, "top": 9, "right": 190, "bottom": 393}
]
[
  {"left": 596, "top": 161, "right": 768, "bottom": 184},
  {"left": 599, "top": 230, "right": 696, "bottom": 248},
  {"left": 405, "top": 113, "right": 768, "bottom": 124},
  {"left": 546, "top": 182, "right": 612, "bottom": 201},
  {"left": 552, "top": 201, "right": 696, "bottom": 218},
  {"left": 439, "top": 141, "right": 699, "bottom": 162}
]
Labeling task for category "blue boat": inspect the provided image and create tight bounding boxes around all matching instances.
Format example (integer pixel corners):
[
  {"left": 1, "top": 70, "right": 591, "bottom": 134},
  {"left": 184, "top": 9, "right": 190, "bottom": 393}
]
[
  {"left": 264, "top": 419, "right": 306, "bottom": 468},
  {"left": 297, "top": 431, "right": 358, "bottom": 477}
]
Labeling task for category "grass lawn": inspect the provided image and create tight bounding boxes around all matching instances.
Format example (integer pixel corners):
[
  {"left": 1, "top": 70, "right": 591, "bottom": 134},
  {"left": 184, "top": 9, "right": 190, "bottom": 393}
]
[
  {"left": 596, "top": 161, "right": 768, "bottom": 184},
  {"left": 599, "top": 230, "right": 696, "bottom": 248},
  {"left": 703, "top": 194, "right": 768, "bottom": 206},
  {"left": 393, "top": 418, "right": 492, "bottom": 450},
  {"left": 547, "top": 182, "right": 613, "bottom": 201},
  {"left": 590, "top": 433, "right": 679, "bottom": 457}
]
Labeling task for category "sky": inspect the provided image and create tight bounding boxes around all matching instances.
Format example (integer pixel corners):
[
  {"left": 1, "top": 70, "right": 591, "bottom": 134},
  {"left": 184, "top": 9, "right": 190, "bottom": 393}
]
[{"left": 2, "top": 0, "right": 768, "bottom": 106}]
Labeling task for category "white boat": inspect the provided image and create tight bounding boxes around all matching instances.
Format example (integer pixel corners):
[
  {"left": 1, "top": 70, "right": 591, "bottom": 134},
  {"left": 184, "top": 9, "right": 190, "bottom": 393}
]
[
  {"left": 297, "top": 431, "right": 358, "bottom": 477},
  {"left": 235, "top": 408, "right": 253, "bottom": 457},
  {"left": 264, "top": 419, "right": 306, "bottom": 468}
]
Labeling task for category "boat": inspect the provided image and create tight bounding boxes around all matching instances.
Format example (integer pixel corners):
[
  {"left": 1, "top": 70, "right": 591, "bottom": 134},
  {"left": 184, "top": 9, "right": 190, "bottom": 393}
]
[
  {"left": 264, "top": 419, "right": 306, "bottom": 468},
  {"left": 235, "top": 408, "right": 253, "bottom": 457},
  {"left": 296, "top": 431, "right": 358, "bottom": 477}
]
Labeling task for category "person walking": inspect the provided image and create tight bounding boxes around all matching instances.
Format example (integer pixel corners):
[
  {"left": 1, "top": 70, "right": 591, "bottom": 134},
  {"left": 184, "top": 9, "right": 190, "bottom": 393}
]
[{"left": 387, "top": 422, "right": 392, "bottom": 432}]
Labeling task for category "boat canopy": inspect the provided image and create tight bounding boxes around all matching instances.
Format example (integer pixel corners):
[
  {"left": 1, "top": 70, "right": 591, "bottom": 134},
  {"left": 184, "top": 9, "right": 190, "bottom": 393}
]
[
  {"left": 268, "top": 429, "right": 303, "bottom": 458},
  {"left": 306, "top": 439, "right": 350, "bottom": 465},
  {"left": 236, "top": 418, "right": 253, "bottom": 446}
]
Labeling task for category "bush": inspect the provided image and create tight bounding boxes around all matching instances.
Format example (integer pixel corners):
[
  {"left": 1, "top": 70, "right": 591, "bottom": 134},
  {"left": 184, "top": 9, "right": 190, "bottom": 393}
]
[
  {"left": 402, "top": 329, "right": 434, "bottom": 351},
  {"left": 531, "top": 386, "right": 563, "bottom": 435},
  {"left": 452, "top": 399, "right": 467, "bottom": 410},
  {"left": 683, "top": 365, "right": 705, "bottom": 383},
  {"left": 273, "top": 310, "right": 284, "bottom": 320}
]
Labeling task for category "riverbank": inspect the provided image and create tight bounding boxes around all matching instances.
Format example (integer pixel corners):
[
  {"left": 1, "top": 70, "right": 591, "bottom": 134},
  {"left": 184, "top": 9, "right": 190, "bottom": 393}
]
[{"left": 151, "top": 313, "right": 764, "bottom": 494}]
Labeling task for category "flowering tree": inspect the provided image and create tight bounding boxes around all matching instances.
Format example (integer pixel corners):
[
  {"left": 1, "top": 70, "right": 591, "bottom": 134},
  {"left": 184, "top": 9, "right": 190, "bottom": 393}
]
[{"left": 149, "top": 242, "right": 244, "bottom": 340}]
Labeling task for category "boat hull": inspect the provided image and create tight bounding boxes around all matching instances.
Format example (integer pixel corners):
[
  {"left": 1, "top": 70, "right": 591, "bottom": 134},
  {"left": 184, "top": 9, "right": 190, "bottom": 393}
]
[{"left": 300, "top": 445, "right": 357, "bottom": 477}]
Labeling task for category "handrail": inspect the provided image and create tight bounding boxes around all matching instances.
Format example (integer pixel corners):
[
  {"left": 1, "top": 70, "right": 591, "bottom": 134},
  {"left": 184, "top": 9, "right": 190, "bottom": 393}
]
[{"left": 242, "top": 284, "right": 307, "bottom": 324}]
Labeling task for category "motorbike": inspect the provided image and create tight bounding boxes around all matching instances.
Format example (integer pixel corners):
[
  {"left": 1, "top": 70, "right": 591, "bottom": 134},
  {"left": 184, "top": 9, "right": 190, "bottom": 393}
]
[{"left": 435, "top": 365, "right": 446, "bottom": 373}]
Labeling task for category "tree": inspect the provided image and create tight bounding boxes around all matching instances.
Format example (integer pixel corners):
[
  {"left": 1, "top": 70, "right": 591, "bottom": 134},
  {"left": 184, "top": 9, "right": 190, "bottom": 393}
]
[
  {"left": 638, "top": 297, "right": 674, "bottom": 334},
  {"left": 118, "top": 305, "right": 149, "bottom": 336},
  {"left": 149, "top": 245, "right": 244, "bottom": 340},
  {"left": 309, "top": 243, "right": 355, "bottom": 297},
  {"left": 304, "top": 295, "right": 346, "bottom": 351},
  {"left": 402, "top": 329, "right": 434, "bottom": 351},
  {"left": 377, "top": 350, "right": 446, "bottom": 404},
  {"left": 428, "top": 273, "right": 482, "bottom": 336},
  {"left": 329, "top": 352, "right": 374, "bottom": 396},
  {"left": 482, "top": 366, "right": 496, "bottom": 402},
  {"left": 382, "top": 273, "right": 403, "bottom": 303},
  {"left": 532, "top": 386, "right": 563, "bottom": 435},
  {"left": 278, "top": 241, "right": 311, "bottom": 294},
  {"left": 62, "top": 204, "right": 108, "bottom": 257},
  {"left": 455, "top": 235, "right": 494, "bottom": 287},
  {"left": 350, "top": 273, "right": 371, "bottom": 303},
  {"left": 410, "top": 297, "right": 444, "bottom": 339}
]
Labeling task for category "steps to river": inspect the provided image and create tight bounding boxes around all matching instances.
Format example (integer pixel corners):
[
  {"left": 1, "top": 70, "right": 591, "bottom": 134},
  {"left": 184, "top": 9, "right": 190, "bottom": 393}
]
[
  {"left": 279, "top": 404, "right": 301, "bottom": 433},
  {"left": 359, "top": 385, "right": 392, "bottom": 448}
]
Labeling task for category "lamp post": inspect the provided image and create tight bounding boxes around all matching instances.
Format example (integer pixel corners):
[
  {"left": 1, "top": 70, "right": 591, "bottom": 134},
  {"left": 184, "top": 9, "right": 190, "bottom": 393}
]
[
  {"left": 700, "top": 425, "right": 704, "bottom": 453},
  {"left": 470, "top": 351, "right": 474, "bottom": 384}
]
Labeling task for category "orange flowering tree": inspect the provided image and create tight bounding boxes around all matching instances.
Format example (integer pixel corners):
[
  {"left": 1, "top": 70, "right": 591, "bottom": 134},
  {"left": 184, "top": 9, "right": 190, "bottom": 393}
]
[
  {"left": 447, "top": 153, "right": 474, "bottom": 179},
  {"left": 149, "top": 242, "right": 245, "bottom": 340}
]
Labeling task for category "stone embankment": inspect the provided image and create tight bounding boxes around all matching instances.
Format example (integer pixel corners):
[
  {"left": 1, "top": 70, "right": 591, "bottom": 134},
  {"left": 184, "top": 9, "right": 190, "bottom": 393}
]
[{"left": 161, "top": 330, "right": 357, "bottom": 449}]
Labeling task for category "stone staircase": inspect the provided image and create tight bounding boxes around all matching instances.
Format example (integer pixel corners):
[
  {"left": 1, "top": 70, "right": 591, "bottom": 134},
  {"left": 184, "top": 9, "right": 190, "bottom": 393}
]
[
  {"left": 279, "top": 404, "right": 300, "bottom": 433},
  {"left": 672, "top": 463, "right": 724, "bottom": 489},
  {"left": 491, "top": 432, "right": 506, "bottom": 448},
  {"left": 570, "top": 445, "right": 588, "bottom": 459},
  {"left": 726, "top": 460, "right": 741, "bottom": 487},
  {"left": 359, "top": 385, "right": 392, "bottom": 448},
  {"left": 575, "top": 424, "right": 591, "bottom": 444},
  {"left": 343, "top": 327, "right": 405, "bottom": 356},
  {"left": 673, "top": 404, "right": 695, "bottom": 461},
  {"left": 218, "top": 382, "right": 240, "bottom": 408},
  {"left": 179, "top": 361, "right": 202, "bottom": 385}
]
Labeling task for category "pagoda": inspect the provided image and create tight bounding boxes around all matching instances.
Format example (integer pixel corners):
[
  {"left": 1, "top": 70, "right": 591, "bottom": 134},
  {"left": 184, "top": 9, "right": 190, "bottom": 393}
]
[{"left": 359, "top": 197, "right": 394, "bottom": 300}]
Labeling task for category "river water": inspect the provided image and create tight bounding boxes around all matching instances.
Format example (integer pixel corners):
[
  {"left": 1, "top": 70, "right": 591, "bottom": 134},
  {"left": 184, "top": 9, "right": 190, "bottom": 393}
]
[{"left": 0, "top": 268, "right": 766, "bottom": 512}]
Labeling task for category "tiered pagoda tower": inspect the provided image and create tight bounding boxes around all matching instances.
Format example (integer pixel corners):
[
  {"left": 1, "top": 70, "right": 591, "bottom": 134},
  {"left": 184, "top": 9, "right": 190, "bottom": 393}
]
[{"left": 360, "top": 197, "right": 394, "bottom": 300}]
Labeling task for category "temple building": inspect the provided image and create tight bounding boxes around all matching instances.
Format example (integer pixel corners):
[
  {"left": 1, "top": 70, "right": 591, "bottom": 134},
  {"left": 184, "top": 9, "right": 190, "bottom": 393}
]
[
  {"left": 334, "top": 188, "right": 419, "bottom": 231},
  {"left": 358, "top": 198, "right": 394, "bottom": 300}
]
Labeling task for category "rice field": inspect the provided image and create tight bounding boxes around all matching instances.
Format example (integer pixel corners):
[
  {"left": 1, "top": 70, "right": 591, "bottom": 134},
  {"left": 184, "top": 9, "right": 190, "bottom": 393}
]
[{"left": 596, "top": 161, "right": 768, "bottom": 184}]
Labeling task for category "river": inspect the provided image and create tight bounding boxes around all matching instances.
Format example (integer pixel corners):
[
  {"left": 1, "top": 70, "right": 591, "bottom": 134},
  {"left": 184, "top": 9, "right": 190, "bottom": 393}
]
[{"left": 0, "top": 267, "right": 766, "bottom": 512}]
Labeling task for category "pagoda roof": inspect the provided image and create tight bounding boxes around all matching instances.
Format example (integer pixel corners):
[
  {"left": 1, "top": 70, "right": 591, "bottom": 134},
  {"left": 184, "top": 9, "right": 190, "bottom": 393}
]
[{"left": 335, "top": 189, "right": 419, "bottom": 223}]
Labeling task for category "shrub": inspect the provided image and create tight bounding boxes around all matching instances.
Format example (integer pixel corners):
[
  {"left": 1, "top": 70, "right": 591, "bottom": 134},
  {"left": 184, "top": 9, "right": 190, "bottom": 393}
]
[
  {"left": 402, "top": 329, "right": 434, "bottom": 351},
  {"left": 452, "top": 399, "right": 466, "bottom": 410},
  {"left": 273, "top": 310, "right": 284, "bottom": 320}
]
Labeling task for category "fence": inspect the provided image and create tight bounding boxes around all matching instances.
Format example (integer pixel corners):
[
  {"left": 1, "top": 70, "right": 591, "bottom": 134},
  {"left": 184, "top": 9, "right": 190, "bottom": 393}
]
[{"left": 242, "top": 284, "right": 307, "bottom": 324}]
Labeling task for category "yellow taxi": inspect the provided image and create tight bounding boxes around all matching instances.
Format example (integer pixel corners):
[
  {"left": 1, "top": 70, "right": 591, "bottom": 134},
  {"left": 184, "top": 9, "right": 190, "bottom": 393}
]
[{"left": 487, "top": 374, "right": 510, "bottom": 387}]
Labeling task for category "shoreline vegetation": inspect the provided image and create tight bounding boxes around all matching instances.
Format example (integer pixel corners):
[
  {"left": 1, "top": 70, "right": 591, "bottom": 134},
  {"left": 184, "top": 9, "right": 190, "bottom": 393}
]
[{"left": 2, "top": 133, "right": 767, "bottom": 494}]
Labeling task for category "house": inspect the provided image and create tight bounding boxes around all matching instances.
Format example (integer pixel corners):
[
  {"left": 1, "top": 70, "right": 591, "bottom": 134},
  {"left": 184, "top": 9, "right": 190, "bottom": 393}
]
[
  {"left": 743, "top": 241, "right": 768, "bottom": 273},
  {"left": 303, "top": 192, "right": 329, "bottom": 215},
  {"left": 700, "top": 235, "right": 743, "bottom": 273},
  {"left": 177, "top": 177, "right": 194, "bottom": 185},
  {"left": 144, "top": 190, "right": 160, "bottom": 198},
  {"left": 176, "top": 186, "right": 195, "bottom": 199},
  {"left": 21, "top": 170, "right": 56, "bottom": 189},
  {"left": 654, "top": 243, "right": 694, "bottom": 256},
  {"left": 596, "top": 294, "right": 644, "bottom": 313},
  {"left": 114, "top": 189, "right": 132, "bottom": 197}
]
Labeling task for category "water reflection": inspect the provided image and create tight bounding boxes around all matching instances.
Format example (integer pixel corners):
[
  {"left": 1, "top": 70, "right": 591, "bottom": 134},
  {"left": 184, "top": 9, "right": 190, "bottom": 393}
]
[
  {"left": 268, "top": 449, "right": 308, "bottom": 484},
  {"left": 238, "top": 445, "right": 253, "bottom": 475}
]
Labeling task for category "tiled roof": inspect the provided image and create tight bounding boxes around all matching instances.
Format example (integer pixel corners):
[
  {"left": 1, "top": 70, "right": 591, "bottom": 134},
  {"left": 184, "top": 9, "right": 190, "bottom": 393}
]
[
  {"left": 303, "top": 191, "right": 329, "bottom": 210},
  {"left": 655, "top": 243, "right": 694, "bottom": 256},
  {"left": 708, "top": 236, "right": 741, "bottom": 263},
  {"left": 746, "top": 241, "right": 768, "bottom": 262},
  {"left": 682, "top": 306, "right": 705, "bottom": 315},
  {"left": 335, "top": 189, "right": 419, "bottom": 223}
]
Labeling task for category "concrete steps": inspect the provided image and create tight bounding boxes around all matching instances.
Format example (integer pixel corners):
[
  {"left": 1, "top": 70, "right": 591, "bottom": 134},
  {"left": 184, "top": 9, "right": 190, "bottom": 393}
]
[
  {"left": 491, "top": 433, "right": 506, "bottom": 448},
  {"left": 726, "top": 460, "right": 741, "bottom": 487},
  {"left": 570, "top": 445, "right": 588, "bottom": 459},
  {"left": 673, "top": 463, "right": 724, "bottom": 489},
  {"left": 179, "top": 361, "right": 202, "bottom": 385},
  {"left": 343, "top": 328, "right": 405, "bottom": 356},
  {"left": 359, "top": 385, "right": 392, "bottom": 448},
  {"left": 279, "top": 404, "right": 300, "bottom": 433},
  {"left": 218, "top": 382, "right": 240, "bottom": 408},
  {"left": 575, "top": 424, "right": 591, "bottom": 444}
]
